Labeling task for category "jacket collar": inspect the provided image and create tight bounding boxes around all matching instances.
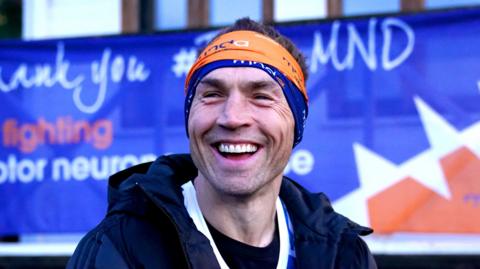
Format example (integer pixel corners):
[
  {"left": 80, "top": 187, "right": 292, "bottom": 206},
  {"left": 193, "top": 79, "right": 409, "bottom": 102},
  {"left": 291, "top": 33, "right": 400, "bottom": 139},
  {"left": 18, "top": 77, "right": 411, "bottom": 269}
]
[
  {"left": 280, "top": 179, "right": 372, "bottom": 268},
  {"left": 108, "top": 154, "right": 220, "bottom": 269}
]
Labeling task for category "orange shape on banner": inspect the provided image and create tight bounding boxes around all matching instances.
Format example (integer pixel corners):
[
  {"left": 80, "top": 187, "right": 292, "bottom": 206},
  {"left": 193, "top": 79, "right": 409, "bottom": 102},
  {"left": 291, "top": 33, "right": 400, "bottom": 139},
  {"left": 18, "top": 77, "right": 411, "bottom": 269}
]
[{"left": 368, "top": 147, "right": 480, "bottom": 233}]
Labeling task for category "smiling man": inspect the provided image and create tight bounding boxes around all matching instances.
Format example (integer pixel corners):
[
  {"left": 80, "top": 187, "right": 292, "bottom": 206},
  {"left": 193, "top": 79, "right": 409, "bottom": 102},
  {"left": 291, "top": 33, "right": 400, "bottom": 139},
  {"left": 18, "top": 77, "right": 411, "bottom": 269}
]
[{"left": 68, "top": 18, "right": 376, "bottom": 269}]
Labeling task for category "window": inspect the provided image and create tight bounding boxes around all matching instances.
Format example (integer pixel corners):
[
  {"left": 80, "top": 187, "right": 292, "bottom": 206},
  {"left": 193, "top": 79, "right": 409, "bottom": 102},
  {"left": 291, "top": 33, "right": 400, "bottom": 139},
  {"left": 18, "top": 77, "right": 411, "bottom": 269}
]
[
  {"left": 344, "top": 0, "right": 400, "bottom": 16},
  {"left": 275, "top": 0, "right": 327, "bottom": 22},
  {"left": 154, "top": 0, "right": 187, "bottom": 30},
  {"left": 426, "top": 0, "right": 480, "bottom": 9},
  {"left": 210, "top": 0, "right": 261, "bottom": 26}
]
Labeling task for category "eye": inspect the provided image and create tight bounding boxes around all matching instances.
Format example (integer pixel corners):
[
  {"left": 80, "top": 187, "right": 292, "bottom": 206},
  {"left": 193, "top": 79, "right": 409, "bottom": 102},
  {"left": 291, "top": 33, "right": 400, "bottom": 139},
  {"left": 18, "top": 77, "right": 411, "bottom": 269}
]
[
  {"left": 202, "top": 91, "right": 222, "bottom": 98},
  {"left": 253, "top": 93, "right": 274, "bottom": 101}
]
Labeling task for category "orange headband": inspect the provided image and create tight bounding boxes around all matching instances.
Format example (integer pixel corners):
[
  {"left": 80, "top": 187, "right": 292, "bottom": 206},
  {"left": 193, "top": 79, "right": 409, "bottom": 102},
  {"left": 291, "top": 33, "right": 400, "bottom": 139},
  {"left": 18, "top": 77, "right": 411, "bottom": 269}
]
[{"left": 185, "top": 30, "right": 307, "bottom": 101}]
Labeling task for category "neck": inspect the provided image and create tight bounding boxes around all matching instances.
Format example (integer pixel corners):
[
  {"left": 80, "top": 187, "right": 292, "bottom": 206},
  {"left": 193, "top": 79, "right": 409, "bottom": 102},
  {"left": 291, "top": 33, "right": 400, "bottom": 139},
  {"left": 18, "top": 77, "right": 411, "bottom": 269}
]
[{"left": 194, "top": 176, "right": 282, "bottom": 247}]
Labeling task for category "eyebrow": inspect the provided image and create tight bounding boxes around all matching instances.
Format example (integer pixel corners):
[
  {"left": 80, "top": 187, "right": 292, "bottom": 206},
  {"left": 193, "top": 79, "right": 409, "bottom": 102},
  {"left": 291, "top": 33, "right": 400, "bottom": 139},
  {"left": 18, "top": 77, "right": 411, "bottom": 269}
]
[
  {"left": 247, "top": 80, "right": 279, "bottom": 90},
  {"left": 198, "top": 77, "right": 227, "bottom": 90}
]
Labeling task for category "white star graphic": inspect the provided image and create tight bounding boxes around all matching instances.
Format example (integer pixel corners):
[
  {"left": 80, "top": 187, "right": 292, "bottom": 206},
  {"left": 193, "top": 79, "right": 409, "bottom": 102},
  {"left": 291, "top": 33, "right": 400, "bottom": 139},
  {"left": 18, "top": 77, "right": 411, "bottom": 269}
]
[{"left": 333, "top": 96, "right": 480, "bottom": 226}]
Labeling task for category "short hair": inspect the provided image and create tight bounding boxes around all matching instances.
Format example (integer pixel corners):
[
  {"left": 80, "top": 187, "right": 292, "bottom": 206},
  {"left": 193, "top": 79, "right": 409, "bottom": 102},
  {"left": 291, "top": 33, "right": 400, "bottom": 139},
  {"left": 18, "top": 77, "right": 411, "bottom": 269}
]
[{"left": 202, "top": 17, "right": 309, "bottom": 82}]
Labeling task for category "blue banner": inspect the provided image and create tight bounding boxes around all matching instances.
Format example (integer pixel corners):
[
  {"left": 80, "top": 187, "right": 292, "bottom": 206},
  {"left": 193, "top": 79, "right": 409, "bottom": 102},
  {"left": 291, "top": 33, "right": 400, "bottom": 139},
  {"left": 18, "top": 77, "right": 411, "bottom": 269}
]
[{"left": 1, "top": 7, "right": 480, "bottom": 245}]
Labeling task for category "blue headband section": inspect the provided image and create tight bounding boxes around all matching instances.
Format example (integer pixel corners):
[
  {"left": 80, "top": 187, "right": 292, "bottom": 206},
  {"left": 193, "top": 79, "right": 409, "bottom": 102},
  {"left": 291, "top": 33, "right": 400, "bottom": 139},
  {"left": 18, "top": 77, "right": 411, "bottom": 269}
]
[{"left": 184, "top": 60, "right": 308, "bottom": 147}]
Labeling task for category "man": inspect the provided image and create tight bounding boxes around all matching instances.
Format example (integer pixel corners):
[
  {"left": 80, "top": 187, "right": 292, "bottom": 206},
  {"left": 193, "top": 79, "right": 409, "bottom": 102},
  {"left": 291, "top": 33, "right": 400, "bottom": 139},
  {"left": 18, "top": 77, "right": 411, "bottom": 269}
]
[{"left": 68, "top": 18, "right": 376, "bottom": 269}]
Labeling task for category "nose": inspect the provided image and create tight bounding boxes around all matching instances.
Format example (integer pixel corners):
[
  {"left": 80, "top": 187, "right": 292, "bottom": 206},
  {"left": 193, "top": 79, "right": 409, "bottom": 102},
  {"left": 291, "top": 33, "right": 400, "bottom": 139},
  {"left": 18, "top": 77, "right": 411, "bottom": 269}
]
[{"left": 217, "top": 92, "right": 251, "bottom": 130}]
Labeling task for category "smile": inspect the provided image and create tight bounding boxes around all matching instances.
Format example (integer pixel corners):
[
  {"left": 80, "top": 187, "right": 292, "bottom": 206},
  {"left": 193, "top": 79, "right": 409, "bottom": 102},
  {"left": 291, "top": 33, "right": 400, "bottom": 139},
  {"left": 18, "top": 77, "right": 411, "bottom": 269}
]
[{"left": 217, "top": 143, "right": 258, "bottom": 154}]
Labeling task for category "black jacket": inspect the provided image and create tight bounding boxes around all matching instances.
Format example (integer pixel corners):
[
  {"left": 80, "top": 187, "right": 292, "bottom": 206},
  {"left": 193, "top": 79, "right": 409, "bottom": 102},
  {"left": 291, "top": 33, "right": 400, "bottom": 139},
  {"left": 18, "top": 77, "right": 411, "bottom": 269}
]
[{"left": 67, "top": 154, "right": 377, "bottom": 268}]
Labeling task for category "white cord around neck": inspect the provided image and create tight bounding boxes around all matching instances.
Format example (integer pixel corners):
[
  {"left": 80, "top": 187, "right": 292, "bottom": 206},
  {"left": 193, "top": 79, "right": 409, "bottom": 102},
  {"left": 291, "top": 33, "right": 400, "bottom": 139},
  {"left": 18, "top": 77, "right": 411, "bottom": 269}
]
[{"left": 182, "top": 181, "right": 290, "bottom": 269}]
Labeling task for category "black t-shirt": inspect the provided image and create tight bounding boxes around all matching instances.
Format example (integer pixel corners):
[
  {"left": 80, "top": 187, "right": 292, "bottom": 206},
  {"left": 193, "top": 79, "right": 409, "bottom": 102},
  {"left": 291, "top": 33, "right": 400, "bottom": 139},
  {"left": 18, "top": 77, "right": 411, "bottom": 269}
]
[{"left": 206, "top": 221, "right": 280, "bottom": 269}]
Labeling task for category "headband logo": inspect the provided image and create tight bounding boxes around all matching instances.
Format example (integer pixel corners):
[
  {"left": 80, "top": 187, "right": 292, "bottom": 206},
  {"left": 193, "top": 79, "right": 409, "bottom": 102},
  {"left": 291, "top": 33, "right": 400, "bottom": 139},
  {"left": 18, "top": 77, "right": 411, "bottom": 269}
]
[
  {"left": 282, "top": 56, "right": 302, "bottom": 86},
  {"left": 232, "top": 60, "right": 277, "bottom": 78},
  {"left": 202, "top": 39, "right": 250, "bottom": 58}
]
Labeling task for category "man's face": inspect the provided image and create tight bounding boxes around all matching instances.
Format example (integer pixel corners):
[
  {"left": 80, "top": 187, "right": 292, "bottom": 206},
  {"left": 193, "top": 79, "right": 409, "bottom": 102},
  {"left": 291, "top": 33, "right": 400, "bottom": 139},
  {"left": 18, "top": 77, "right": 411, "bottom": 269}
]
[{"left": 188, "top": 67, "right": 295, "bottom": 197}]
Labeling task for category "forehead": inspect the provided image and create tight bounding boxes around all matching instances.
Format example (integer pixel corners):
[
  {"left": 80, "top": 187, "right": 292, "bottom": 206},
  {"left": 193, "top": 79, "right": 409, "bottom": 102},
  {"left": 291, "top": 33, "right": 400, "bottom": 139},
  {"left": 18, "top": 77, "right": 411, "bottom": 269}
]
[{"left": 201, "top": 67, "right": 278, "bottom": 85}]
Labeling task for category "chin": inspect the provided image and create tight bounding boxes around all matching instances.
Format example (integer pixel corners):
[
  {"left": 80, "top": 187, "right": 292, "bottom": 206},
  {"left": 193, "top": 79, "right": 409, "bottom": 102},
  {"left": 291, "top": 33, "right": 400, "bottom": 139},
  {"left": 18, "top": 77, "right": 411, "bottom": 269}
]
[{"left": 209, "top": 175, "right": 271, "bottom": 198}]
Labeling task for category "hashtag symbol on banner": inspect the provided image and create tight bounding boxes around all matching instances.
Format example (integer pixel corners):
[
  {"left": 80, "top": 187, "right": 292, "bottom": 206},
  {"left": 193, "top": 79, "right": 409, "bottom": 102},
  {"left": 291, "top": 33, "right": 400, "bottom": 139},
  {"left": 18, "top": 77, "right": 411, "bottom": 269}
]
[{"left": 172, "top": 48, "right": 197, "bottom": 78}]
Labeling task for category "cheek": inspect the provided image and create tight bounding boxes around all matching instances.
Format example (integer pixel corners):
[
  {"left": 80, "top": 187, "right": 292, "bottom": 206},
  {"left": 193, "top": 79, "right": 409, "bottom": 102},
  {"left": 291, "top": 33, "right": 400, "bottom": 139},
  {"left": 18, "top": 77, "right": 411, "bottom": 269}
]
[
  {"left": 188, "top": 103, "right": 215, "bottom": 136},
  {"left": 277, "top": 106, "right": 295, "bottom": 134},
  {"left": 259, "top": 105, "right": 295, "bottom": 142}
]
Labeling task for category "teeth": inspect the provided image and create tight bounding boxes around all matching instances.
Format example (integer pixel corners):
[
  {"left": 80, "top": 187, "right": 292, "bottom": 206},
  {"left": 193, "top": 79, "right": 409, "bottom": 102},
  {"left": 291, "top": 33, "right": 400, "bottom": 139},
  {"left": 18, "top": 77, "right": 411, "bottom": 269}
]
[{"left": 218, "top": 143, "right": 258, "bottom": 153}]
